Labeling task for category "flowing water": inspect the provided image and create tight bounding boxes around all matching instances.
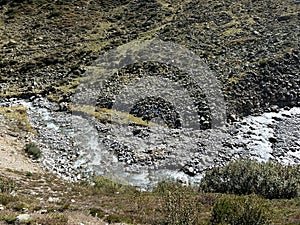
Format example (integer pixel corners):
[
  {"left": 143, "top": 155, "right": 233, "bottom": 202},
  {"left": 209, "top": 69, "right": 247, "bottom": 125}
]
[{"left": 1, "top": 97, "right": 299, "bottom": 188}]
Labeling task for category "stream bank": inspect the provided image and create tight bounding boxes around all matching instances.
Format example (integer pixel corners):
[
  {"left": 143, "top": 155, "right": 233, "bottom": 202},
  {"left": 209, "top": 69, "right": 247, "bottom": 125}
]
[{"left": 1, "top": 97, "right": 299, "bottom": 188}]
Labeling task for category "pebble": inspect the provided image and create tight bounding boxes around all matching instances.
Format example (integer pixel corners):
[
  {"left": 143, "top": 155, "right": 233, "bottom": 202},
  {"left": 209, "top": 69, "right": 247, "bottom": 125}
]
[
  {"left": 17, "top": 214, "right": 30, "bottom": 222},
  {"left": 48, "top": 197, "right": 60, "bottom": 203},
  {"left": 40, "top": 209, "right": 47, "bottom": 214}
]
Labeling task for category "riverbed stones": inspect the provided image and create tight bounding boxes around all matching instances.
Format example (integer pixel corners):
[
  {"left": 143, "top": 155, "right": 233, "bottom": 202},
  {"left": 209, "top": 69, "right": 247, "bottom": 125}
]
[{"left": 7, "top": 97, "right": 295, "bottom": 187}]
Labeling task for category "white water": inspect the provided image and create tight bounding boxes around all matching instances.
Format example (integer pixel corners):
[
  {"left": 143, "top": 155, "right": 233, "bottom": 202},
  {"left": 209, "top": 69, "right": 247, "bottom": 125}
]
[{"left": 1, "top": 98, "right": 299, "bottom": 187}]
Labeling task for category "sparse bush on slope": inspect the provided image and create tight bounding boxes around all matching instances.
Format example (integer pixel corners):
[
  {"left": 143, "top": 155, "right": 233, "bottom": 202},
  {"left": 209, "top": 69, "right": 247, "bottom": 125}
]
[{"left": 24, "top": 142, "right": 42, "bottom": 160}]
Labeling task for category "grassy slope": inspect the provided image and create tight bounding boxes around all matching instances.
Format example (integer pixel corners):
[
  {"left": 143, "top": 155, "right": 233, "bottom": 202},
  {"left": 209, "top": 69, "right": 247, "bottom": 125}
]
[{"left": 0, "top": 169, "right": 299, "bottom": 224}]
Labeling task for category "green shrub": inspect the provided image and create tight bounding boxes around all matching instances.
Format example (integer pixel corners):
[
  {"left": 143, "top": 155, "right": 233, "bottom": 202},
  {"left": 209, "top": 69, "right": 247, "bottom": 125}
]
[
  {"left": 11, "top": 202, "right": 28, "bottom": 211},
  {"left": 210, "top": 194, "right": 271, "bottom": 225},
  {"left": 199, "top": 159, "right": 300, "bottom": 199},
  {"left": 90, "top": 208, "right": 106, "bottom": 218},
  {"left": 26, "top": 172, "right": 33, "bottom": 177},
  {"left": 1, "top": 213, "right": 18, "bottom": 224},
  {"left": 155, "top": 181, "right": 202, "bottom": 225},
  {"left": 0, "top": 176, "right": 15, "bottom": 193},
  {"left": 24, "top": 142, "right": 42, "bottom": 160}
]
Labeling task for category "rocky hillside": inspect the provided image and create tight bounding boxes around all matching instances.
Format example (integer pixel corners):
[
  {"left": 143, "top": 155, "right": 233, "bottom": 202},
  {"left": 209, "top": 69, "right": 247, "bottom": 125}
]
[
  {"left": 0, "top": 0, "right": 299, "bottom": 119},
  {"left": 0, "top": 1, "right": 300, "bottom": 224}
]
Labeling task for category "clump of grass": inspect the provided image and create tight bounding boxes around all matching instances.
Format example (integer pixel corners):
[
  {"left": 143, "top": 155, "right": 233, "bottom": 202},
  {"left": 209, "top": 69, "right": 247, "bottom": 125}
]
[
  {"left": 0, "top": 212, "right": 18, "bottom": 224},
  {"left": 11, "top": 202, "right": 28, "bottom": 211},
  {"left": 47, "top": 77, "right": 82, "bottom": 103},
  {"left": 70, "top": 104, "right": 158, "bottom": 127},
  {"left": 0, "top": 177, "right": 15, "bottom": 194},
  {"left": 89, "top": 208, "right": 106, "bottom": 218},
  {"left": 25, "top": 172, "right": 33, "bottom": 177},
  {"left": 92, "top": 176, "right": 136, "bottom": 195},
  {"left": 24, "top": 142, "right": 42, "bottom": 160},
  {"left": 34, "top": 213, "right": 68, "bottom": 225},
  {"left": 0, "top": 194, "right": 19, "bottom": 205},
  {"left": 200, "top": 158, "right": 300, "bottom": 199},
  {"left": 210, "top": 194, "right": 271, "bottom": 225},
  {"left": 0, "top": 106, "right": 35, "bottom": 133},
  {"left": 222, "top": 28, "right": 243, "bottom": 37}
]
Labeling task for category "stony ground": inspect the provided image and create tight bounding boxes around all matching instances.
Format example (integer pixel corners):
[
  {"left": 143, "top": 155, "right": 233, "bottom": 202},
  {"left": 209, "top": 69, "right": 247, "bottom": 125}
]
[{"left": 0, "top": 0, "right": 299, "bottom": 117}]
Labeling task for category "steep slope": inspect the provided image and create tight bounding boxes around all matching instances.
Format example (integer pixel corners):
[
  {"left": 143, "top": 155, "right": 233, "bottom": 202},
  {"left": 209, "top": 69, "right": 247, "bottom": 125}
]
[{"left": 0, "top": 0, "right": 299, "bottom": 119}]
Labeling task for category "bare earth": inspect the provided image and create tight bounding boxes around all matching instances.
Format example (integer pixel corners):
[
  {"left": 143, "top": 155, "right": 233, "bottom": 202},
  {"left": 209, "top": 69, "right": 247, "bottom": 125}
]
[
  {"left": 0, "top": 114, "right": 120, "bottom": 225},
  {"left": 0, "top": 113, "right": 41, "bottom": 175}
]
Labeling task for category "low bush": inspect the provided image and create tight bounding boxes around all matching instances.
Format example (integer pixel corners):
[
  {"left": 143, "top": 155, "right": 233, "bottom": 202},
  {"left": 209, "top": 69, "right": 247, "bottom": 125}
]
[
  {"left": 24, "top": 142, "right": 42, "bottom": 160},
  {"left": 199, "top": 159, "right": 300, "bottom": 199},
  {"left": 89, "top": 208, "right": 106, "bottom": 218},
  {"left": 210, "top": 194, "right": 271, "bottom": 225}
]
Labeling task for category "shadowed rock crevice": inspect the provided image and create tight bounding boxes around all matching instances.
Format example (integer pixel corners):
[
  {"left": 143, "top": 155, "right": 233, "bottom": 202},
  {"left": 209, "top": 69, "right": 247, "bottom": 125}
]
[{"left": 130, "top": 96, "right": 181, "bottom": 129}]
